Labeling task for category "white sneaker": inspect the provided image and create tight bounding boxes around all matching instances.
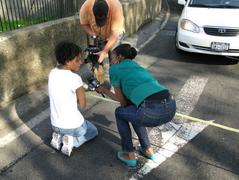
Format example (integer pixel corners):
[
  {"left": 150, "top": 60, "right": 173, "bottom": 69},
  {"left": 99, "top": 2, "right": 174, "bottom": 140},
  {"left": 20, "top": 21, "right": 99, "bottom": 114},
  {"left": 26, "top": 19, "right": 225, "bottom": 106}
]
[
  {"left": 50, "top": 132, "right": 62, "bottom": 150},
  {"left": 61, "top": 135, "right": 74, "bottom": 156}
]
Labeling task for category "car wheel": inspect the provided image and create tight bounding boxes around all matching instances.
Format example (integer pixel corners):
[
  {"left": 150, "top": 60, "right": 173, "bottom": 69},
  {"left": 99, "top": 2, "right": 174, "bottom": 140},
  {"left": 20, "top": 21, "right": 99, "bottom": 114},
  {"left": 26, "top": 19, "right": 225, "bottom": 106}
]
[{"left": 225, "top": 56, "right": 239, "bottom": 64}]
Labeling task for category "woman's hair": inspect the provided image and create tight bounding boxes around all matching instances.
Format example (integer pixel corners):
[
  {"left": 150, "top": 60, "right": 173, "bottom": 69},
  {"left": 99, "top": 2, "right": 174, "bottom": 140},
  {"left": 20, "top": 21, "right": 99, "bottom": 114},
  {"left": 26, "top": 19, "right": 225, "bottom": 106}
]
[
  {"left": 55, "top": 41, "right": 82, "bottom": 65},
  {"left": 113, "top": 44, "right": 137, "bottom": 60}
]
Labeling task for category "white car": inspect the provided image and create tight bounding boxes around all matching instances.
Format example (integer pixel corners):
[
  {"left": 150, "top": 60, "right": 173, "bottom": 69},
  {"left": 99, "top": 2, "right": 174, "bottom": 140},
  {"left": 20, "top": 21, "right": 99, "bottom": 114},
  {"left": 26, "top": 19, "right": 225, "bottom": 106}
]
[{"left": 175, "top": 0, "right": 239, "bottom": 57}]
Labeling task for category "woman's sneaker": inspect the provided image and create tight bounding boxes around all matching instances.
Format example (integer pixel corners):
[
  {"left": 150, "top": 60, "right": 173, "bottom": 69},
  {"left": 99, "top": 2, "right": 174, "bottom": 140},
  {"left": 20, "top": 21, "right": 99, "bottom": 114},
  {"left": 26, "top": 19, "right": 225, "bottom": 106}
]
[
  {"left": 50, "top": 132, "right": 62, "bottom": 150},
  {"left": 61, "top": 135, "right": 74, "bottom": 156}
]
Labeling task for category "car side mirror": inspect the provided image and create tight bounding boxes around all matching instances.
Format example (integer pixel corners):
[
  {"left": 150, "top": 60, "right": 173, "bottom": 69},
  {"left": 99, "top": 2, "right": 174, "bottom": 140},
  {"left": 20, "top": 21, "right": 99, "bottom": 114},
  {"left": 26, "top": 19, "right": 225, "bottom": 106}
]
[{"left": 178, "top": 0, "right": 187, "bottom": 5}]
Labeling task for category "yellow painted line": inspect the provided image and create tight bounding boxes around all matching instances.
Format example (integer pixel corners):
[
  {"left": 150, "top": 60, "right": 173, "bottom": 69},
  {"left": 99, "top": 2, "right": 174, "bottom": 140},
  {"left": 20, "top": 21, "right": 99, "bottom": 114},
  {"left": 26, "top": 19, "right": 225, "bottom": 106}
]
[
  {"left": 87, "top": 92, "right": 117, "bottom": 103},
  {"left": 86, "top": 92, "right": 239, "bottom": 134},
  {"left": 175, "top": 113, "right": 239, "bottom": 133}
]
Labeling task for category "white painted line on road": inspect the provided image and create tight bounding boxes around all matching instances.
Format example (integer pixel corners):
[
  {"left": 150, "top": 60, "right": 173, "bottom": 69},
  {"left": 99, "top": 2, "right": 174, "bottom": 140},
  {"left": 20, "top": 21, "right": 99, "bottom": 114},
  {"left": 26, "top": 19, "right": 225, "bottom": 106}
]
[
  {"left": 176, "top": 76, "right": 208, "bottom": 115},
  {"left": 130, "top": 76, "right": 208, "bottom": 180},
  {"left": 0, "top": 108, "right": 49, "bottom": 148}
]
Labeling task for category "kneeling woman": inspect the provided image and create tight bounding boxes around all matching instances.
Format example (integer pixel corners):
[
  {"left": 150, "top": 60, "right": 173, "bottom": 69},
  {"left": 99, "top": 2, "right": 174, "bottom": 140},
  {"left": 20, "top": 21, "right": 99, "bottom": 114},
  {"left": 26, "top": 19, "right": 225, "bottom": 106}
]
[{"left": 96, "top": 44, "right": 176, "bottom": 167}]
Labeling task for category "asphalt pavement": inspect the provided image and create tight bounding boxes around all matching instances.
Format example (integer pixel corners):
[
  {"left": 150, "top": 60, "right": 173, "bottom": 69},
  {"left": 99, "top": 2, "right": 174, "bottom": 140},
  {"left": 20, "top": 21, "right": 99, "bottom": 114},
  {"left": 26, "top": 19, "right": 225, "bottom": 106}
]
[{"left": 1, "top": 0, "right": 239, "bottom": 179}]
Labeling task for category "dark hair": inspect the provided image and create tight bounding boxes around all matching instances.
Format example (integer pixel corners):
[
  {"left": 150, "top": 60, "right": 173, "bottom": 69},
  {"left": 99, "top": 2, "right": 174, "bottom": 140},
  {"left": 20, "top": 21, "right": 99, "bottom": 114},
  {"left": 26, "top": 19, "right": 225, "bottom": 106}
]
[
  {"left": 113, "top": 44, "right": 137, "bottom": 60},
  {"left": 55, "top": 42, "right": 82, "bottom": 65},
  {"left": 93, "top": 0, "right": 108, "bottom": 16},
  {"left": 93, "top": 0, "right": 108, "bottom": 26}
]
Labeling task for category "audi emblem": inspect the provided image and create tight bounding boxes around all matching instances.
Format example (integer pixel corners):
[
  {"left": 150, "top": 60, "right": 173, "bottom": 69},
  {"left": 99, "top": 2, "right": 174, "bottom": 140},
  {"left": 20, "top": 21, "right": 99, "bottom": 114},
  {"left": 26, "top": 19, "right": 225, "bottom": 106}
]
[{"left": 218, "top": 28, "right": 226, "bottom": 33}]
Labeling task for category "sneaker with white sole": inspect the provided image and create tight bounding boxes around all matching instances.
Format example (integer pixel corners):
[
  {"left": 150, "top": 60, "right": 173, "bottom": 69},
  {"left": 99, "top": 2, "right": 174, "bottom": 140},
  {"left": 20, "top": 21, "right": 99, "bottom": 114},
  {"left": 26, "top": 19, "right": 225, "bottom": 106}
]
[
  {"left": 61, "top": 135, "right": 74, "bottom": 156},
  {"left": 50, "top": 132, "right": 62, "bottom": 150}
]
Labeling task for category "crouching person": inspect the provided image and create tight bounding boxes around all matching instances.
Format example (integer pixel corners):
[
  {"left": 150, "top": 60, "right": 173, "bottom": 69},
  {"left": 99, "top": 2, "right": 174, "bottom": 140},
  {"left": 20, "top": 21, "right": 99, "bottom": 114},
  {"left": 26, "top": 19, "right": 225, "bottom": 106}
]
[
  {"left": 96, "top": 44, "right": 176, "bottom": 167},
  {"left": 48, "top": 41, "right": 98, "bottom": 156}
]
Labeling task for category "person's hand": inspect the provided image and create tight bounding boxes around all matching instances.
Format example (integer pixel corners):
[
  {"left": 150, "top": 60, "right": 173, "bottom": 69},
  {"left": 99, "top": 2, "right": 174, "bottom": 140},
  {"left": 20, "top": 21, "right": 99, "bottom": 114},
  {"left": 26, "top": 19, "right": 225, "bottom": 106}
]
[
  {"left": 95, "top": 86, "right": 105, "bottom": 94},
  {"left": 94, "top": 50, "right": 108, "bottom": 63}
]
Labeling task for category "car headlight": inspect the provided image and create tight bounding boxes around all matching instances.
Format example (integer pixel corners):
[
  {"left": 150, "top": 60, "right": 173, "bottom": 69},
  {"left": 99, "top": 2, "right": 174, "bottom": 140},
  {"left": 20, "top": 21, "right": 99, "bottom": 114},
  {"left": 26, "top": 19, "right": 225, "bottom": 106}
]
[{"left": 180, "top": 19, "right": 200, "bottom": 33}]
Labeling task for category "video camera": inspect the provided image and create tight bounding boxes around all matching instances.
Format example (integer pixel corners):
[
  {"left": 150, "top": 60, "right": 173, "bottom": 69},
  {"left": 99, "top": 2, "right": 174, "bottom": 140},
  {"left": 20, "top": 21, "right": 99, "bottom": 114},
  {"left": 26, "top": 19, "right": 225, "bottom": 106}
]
[
  {"left": 84, "top": 36, "right": 105, "bottom": 67},
  {"left": 87, "top": 77, "right": 100, "bottom": 91},
  {"left": 83, "top": 36, "right": 107, "bottom": 97},
  {"left": 86, "top": 76, "right": 105, "bottom": 97}
]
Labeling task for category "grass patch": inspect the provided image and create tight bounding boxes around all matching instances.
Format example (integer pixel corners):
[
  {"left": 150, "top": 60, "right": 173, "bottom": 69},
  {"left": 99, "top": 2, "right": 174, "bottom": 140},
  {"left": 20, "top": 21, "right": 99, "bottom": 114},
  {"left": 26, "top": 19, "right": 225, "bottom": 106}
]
[{"left": 0, "top": 17, "right": 55, "bottom": 32}]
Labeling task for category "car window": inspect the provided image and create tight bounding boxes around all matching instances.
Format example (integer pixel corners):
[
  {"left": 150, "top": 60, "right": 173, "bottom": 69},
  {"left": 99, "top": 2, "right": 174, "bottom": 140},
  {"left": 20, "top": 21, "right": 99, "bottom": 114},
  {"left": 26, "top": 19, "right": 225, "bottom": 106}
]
[{"left": 189, "top": 0, "right": 239, "bottom": 8}]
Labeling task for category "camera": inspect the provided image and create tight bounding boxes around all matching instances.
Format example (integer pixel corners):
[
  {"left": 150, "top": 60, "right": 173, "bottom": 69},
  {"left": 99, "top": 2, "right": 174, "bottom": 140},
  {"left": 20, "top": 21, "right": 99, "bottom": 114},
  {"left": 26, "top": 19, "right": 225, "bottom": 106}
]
[
  {"left": 84, "top": 36, "right": 105, "bottom": 66},
  {"left": 88, "top": 78, "right": 100, "bottom": 91},
  {"left": 87, "top": 76, "right": 105, "bottom": 98}
]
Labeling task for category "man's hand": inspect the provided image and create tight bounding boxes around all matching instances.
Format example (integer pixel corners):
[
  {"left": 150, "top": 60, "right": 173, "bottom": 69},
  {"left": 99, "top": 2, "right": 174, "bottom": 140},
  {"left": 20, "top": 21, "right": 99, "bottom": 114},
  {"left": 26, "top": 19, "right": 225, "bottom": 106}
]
[{"left": 94, "top": 50, "right": 108, "bottom": 63}]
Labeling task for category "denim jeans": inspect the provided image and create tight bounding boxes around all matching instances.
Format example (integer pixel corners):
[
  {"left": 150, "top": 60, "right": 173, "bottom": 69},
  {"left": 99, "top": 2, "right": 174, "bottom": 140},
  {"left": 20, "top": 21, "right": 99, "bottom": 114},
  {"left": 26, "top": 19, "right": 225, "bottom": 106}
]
[
  {"left": 115, "top": 99, "right": 176, "bottom": 152},
  {"left": 52, "top": 120, "right": 98, "bottom": 148}
]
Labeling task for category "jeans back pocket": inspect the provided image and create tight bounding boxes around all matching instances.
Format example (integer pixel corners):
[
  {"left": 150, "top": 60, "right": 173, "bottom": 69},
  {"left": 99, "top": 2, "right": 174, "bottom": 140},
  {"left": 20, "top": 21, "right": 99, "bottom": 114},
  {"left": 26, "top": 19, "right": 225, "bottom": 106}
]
[{"left": 140, "top": 100, "right": 176, "bottom": 127}]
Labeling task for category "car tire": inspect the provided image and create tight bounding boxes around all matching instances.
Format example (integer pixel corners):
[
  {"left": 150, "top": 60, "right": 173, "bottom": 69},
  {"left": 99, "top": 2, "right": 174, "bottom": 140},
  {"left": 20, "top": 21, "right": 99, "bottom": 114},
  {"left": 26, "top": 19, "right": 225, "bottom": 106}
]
[{"left": 226, "top": 56, "right": 239, "bottom": 64}]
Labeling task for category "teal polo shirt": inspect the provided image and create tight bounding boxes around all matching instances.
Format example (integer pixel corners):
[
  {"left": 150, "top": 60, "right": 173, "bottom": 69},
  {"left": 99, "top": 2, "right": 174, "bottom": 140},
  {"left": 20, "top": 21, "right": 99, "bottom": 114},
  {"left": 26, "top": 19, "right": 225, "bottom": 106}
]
[{"left": 109, "top": 59, "right": 167, "bottom": 107}]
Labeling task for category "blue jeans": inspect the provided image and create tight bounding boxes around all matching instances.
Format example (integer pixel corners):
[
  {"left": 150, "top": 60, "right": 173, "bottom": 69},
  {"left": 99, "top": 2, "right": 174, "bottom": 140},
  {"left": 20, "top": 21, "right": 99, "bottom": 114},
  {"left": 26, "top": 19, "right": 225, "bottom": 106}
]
[
  {"left": 115, "top": 99, "right": 176, "bottom": 152},
  {"left": 52, "top": 120, "right": 98, "bottom": 148}
]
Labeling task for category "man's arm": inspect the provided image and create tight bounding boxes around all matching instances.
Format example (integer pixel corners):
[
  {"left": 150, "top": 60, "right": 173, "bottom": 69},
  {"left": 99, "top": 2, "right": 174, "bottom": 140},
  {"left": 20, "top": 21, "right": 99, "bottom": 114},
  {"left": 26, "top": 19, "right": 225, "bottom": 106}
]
[
  {"left": 79, "top": 1, "right": 95, "bottom": 36},
  {"left": 80, "top": 24, "right": 96, "bottom": 36},
  {"left": 104, "top": 1, "right": 125, "bottom": 52},
  {"left": 96, "top": 31, "right": 121, "bottom": 63}
]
